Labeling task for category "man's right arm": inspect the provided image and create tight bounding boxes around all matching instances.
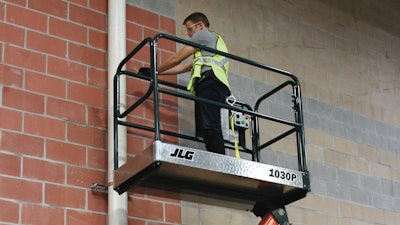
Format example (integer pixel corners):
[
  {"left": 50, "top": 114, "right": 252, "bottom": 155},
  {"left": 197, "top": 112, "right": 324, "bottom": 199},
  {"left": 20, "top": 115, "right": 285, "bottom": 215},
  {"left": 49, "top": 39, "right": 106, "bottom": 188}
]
[
  {"left": 159, "top": 61, "right": 192, "bottom": 75},
  {"left": 158, "top": 45, "right": 196, "bottom": 75}
]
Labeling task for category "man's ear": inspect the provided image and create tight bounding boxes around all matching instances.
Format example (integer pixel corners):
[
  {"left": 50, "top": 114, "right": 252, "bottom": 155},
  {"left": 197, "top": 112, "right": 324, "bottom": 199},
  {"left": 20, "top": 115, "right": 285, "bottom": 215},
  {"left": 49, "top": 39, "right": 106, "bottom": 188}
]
[{"left": 198, "top": 22, "right": 205, "bottom": 30}]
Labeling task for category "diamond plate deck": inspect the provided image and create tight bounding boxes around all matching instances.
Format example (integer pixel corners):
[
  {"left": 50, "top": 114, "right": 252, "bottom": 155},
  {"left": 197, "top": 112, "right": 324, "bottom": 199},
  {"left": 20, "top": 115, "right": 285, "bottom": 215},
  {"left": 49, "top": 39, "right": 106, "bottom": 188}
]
[{"left": 114, "top": 141, "right": 308, "bottom": 210}]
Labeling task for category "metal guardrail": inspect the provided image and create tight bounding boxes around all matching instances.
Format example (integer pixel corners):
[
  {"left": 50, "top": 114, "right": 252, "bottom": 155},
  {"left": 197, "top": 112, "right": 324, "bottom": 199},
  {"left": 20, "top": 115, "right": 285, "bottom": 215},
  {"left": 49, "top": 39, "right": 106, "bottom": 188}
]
[{"left": 113, "top": 33, "right": 308, "bottom": 176}]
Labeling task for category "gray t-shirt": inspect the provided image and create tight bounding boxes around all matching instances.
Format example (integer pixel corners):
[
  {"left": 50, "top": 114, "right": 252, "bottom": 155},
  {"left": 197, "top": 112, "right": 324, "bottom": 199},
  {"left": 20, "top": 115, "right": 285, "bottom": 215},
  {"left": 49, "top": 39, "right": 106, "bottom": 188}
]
[
  {"left": 190, "top": 29, "right": 218, "bottom": 72},
  {"left": 190, "top": 29, "right": 217, "bottom": 57}
]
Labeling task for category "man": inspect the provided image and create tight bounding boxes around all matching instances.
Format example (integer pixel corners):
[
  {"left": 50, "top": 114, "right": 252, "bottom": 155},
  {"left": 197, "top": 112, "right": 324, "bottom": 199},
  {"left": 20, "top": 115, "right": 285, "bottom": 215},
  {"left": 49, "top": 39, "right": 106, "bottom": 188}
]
[{"left": 140, "top": 12, "right": 230, "bottom": 155}]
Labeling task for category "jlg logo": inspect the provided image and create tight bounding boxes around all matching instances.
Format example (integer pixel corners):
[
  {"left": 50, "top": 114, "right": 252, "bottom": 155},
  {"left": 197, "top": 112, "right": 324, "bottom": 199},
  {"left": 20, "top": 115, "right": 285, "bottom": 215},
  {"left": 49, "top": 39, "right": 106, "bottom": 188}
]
[{"left": 170, "top": 148, "right": 194, "bottom": 160}]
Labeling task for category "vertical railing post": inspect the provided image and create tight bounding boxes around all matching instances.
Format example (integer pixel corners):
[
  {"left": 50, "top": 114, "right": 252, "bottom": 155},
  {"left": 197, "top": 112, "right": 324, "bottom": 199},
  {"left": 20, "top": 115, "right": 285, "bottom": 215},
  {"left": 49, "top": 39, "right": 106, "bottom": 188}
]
[
  {"left": 295, "top": 83, "right": 308, "bottom": 172},
  {"left": 252, "top": 115, "right": 260, "bottom": 162},
  {"left": 151, "top": 40, "right": 161, "bottom": 140},
  {"left": 292, "top": 84, "right": 302, "bottom": 171},
  {"left": 113, "top": 74, "right": 120, "bottom": 169},
  {"left": 293, "top": 83, "right": 307, "bottom": 172}
]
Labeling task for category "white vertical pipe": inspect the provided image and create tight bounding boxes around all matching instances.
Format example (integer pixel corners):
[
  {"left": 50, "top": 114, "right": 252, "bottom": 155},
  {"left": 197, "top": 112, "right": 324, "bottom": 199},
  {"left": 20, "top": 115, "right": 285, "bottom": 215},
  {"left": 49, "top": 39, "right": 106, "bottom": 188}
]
[{"left": 108, "top": 1, "right": 127, "bottom": 225}]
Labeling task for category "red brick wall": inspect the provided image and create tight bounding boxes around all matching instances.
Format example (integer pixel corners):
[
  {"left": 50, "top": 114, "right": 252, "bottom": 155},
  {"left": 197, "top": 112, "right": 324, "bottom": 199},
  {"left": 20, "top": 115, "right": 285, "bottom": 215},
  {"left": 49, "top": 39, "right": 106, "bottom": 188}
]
[{"left": 0, "top": 1, "right": 178, "bottom": 224}]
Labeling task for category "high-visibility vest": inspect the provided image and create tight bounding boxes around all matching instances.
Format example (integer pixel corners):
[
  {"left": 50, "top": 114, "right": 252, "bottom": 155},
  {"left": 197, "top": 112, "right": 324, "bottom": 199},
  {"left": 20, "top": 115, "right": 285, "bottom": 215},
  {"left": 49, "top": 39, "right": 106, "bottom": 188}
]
[{"left": 187, "top": 31, "right": 230, "bottom": 95}]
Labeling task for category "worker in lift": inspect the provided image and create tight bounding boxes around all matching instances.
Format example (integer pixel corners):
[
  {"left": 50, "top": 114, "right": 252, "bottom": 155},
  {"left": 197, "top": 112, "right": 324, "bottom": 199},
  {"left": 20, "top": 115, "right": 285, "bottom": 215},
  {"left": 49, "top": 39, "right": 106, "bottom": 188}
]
[{"left": 139, "top": 12, "right": 230, "bottom": 155}]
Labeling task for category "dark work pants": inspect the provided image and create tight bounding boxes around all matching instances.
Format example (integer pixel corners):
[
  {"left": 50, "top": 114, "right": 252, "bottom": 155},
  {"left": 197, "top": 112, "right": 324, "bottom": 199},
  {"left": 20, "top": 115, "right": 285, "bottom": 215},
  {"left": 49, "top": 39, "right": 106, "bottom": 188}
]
[{"left": 195, "top": 76, "right": 229, "bottom": 155}]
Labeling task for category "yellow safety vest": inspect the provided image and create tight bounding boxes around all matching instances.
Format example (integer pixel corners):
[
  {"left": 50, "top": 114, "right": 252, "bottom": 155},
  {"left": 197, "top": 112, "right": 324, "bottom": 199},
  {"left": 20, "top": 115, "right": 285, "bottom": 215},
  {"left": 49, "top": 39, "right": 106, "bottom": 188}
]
[{"left": 187, "top": 32, "right": 230, "bottom": 95}]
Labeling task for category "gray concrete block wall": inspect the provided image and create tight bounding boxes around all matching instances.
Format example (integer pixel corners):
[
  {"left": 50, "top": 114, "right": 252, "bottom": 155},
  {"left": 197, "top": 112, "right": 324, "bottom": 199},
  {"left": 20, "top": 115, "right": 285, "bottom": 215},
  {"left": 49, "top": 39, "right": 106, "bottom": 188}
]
[
  {"left": 304, "top": 97, "right": 400, "bottom": 153},
  {"left": 127, "top": 0, "right": 176, "bottom": 18}
]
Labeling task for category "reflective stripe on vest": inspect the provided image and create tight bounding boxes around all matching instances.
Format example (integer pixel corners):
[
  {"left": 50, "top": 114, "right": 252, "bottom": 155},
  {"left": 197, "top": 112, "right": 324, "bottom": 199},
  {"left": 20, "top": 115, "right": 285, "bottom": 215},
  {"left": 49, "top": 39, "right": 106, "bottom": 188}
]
[
  {"left": 193, "top": 57, "right": 229, "bottom": 74},
  {"left": 187, "top": 32, "right": 230, "bottom": 95}
]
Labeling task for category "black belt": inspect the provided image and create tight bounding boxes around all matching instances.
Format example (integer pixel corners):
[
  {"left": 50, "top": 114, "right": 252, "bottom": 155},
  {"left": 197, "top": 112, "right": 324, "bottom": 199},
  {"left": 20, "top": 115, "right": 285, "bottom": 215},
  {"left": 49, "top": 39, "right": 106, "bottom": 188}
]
[
  {"left": 194, "top": 70, "right": 219, "bottom": 90},
  {"left": 199, "top": 70, "right": 215, "bottom": 82}
]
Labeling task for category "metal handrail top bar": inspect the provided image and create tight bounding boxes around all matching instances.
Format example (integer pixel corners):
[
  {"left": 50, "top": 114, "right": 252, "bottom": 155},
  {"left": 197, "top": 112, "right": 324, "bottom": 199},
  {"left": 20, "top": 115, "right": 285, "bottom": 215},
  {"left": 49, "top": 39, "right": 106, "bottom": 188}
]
[{"left": 153, "top": 33, "right": 300, "bottom": 85}]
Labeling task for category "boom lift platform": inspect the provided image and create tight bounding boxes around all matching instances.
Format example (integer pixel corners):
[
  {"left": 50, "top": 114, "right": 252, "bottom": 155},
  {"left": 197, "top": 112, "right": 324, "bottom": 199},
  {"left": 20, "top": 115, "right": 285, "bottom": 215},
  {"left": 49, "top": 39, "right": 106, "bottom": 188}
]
[{"left": 112, "top": 33, "right": 310, "bottom": 224}]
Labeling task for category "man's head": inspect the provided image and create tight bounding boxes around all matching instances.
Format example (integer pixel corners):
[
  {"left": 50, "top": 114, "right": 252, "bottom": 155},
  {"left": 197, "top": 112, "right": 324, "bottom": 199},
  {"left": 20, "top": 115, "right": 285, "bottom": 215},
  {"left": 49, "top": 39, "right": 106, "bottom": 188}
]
[{"left": 183, "top": 12, "right": 210, "bottom": 37}]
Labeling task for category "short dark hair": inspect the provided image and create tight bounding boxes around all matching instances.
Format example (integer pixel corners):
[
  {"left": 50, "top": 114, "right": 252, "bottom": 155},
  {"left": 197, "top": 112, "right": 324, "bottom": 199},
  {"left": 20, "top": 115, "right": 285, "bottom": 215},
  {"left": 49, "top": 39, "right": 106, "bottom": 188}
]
[{"left": 183, "top": 12, "right": 210, "bottom": 27}]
